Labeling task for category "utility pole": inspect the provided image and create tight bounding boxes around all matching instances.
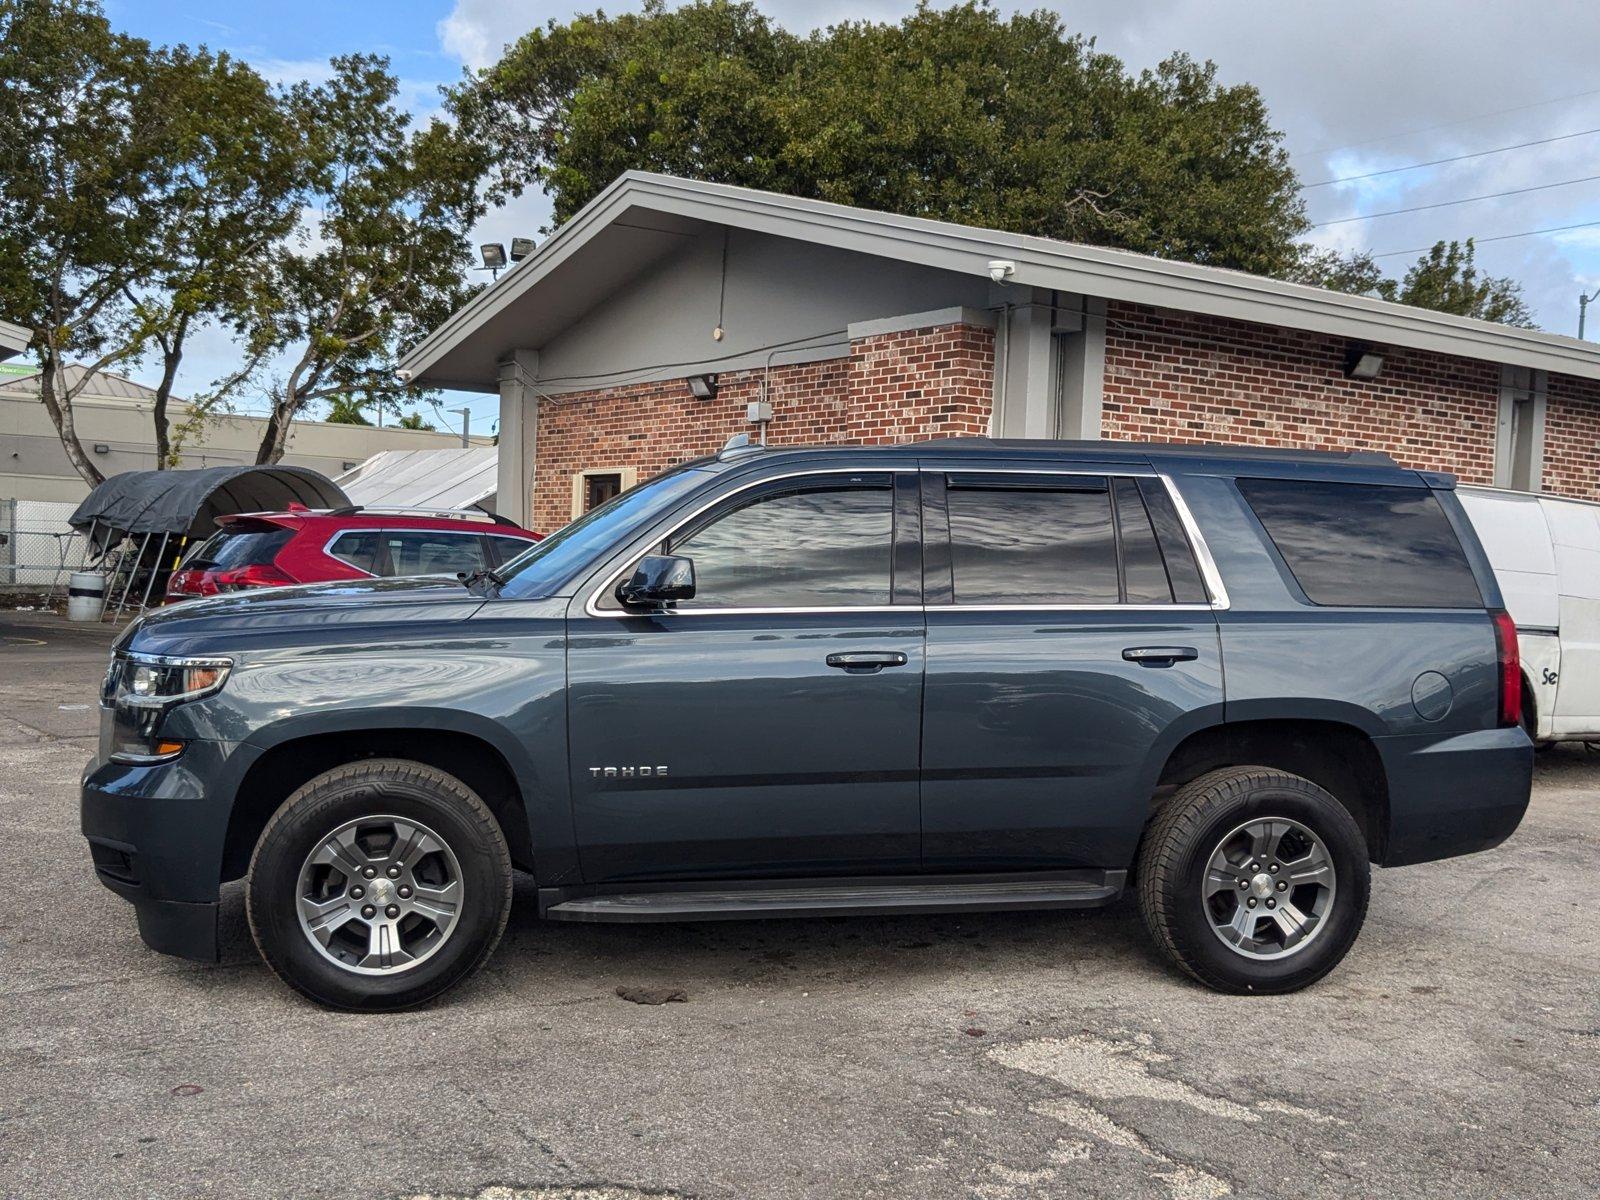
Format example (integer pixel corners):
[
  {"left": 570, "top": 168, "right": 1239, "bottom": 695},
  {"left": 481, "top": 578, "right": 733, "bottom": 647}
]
[
  {"left": 1581, "top": 286, "right": 1600, "bottom": 339},
  {"left": 452, "top": 406, "right": 471, "bottom": 448}
]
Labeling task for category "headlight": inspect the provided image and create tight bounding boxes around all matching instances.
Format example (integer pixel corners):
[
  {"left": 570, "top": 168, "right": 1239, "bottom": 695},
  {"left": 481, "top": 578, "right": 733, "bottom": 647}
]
[
  {"left": 107, "top": 653, "right": 233, "bottom": 709},
  {"left": 103, "top": 653, "right": 233, "bottom": 765}
]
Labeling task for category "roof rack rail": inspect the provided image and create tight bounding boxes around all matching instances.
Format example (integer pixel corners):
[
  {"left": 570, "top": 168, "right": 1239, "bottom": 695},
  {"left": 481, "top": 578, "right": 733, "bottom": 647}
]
[{"left": 323, "top": 504, "right": 518, "bottom": 526}]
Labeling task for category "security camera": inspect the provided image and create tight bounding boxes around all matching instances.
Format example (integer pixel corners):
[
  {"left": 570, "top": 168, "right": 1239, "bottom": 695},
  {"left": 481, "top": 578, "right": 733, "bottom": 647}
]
[
  {"left": 988, "top": 259, "right": 1017, "bottom": 285},
  {"left": 394, "top": 368, "right": 414, "bottom": 384}
]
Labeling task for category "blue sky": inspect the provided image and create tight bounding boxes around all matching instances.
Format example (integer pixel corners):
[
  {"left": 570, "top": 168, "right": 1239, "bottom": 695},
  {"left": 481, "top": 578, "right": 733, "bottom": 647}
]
[{"left": 97, "top": 1, "right": 1600, "bottom": 435}]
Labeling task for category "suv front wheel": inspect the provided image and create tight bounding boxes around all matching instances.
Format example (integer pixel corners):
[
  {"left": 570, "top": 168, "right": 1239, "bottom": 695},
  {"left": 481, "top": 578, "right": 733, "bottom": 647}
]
[
  {"left": 1136, "top": 766, "right": 1370, "bottom": 994},
  {"left": 246, "top": 759, "right": 513, "bottom": 1010}
]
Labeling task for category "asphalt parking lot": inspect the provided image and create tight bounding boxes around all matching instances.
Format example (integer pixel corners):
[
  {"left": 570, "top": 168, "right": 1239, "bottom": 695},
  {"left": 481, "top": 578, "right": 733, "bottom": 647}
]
[{"left": 1, "top": 607, "right": 1597, "bottom": 1200}]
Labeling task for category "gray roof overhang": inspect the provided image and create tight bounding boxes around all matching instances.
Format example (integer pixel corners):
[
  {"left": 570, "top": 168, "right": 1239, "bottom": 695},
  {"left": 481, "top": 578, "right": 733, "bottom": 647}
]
[
  {"left": 0, "top": 318, "right": 29, "bottom": 361},
  {"left": 402, "top": 171, "right": 1600, "bottom": 390}
]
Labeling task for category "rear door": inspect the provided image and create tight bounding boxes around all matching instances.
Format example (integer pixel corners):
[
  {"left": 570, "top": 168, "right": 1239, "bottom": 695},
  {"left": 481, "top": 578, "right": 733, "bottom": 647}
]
[{"left": 918, "top": 466, "right": 1224, "bottom": 871}]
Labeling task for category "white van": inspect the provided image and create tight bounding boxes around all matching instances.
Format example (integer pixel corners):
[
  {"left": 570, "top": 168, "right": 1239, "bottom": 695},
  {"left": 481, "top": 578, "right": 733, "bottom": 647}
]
[{"left": 1459, "top": 485, "right": 1600, "bottom": 744}]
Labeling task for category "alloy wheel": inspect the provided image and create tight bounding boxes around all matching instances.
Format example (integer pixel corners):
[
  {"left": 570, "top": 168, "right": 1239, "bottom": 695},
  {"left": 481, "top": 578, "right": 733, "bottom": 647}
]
[
  {"left": 295, "top": 814, "right": 464, "bottom": 975},
  {"left": 1202, "top": 817, "right": 1337, "bottom": 961}
]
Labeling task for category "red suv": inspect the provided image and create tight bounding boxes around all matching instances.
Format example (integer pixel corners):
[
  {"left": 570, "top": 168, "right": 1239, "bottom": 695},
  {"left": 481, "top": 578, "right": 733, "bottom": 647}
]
[{"left": 164, "top": 505, "right": 542, "bottom": 601}]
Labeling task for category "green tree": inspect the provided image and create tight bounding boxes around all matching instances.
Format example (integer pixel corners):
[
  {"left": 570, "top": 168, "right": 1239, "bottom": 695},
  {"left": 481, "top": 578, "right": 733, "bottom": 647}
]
[
  {"left": 396, "top": 410, "right": 435, "bottom": 431},
  {"left": 249, "top": 54, "right": 481, "bottom": 464},
  {"left": 1394, "top": 239, "right": 1533, "bottom": 327},
  {"left": 0, "top": 0, "right": 164, "bottom": 485},
  {"left": 322, "top": 395, "right": 371, "bottom": 425},
  {"left": 1291, "top": 240, "right": 1534, "bottom": 327},
  {"left": 0, "top": 1, "right": 308, "bottom": 482},
  {"left": 1288, "top": 246, "right": 1393, "bottom": 299},
  {"left": 454, "top": 0, "right": 1308, "bottom": 275},
  {"left": 135, "top": 44, "right": 305, "bottom": 467}
]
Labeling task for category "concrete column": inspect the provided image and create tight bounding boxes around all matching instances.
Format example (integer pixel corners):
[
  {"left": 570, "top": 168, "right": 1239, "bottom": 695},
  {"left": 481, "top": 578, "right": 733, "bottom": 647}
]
[
  {"left": 1055, "top": 297, "right": 1107, "bottom": 441},
  {"left": 990, "top": 288, "right": 1055, "bottom": 439},
  {"left": 1493, "top": 364, "right": 1547, "bottom": 492},
  {"left": 496, "top": 350, "right": 539, "bottom": 526}
]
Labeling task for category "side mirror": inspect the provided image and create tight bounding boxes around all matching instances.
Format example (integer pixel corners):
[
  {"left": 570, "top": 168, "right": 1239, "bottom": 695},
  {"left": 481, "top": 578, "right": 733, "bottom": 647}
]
[{"left": 617, "top": 554, "right": 696, "bottom": 608}]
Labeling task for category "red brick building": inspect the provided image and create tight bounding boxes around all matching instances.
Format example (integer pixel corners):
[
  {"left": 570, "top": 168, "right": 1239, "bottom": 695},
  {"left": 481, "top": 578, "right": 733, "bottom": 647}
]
[{"left": 403, "top": 173, "right": 1600, "bottom": 534}]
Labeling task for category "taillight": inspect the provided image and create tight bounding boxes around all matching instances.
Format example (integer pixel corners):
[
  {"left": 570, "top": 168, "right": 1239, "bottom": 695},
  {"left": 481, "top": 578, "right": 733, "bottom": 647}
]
[
  {"left": 213, "top": 563, "right": 294, "bottom": 592},
  {"left": 1491, "top": 609, "right": 1521, "bottom": 729}
]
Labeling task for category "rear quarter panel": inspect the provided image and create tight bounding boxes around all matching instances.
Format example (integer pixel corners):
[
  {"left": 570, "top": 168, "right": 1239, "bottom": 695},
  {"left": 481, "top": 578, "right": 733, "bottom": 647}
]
[
  {"left": 1172, "top": 471, "right": 1529, "bottom": 866},
  {"left": 1175, "top": 473, "right": 1500, "bottom": 736}
]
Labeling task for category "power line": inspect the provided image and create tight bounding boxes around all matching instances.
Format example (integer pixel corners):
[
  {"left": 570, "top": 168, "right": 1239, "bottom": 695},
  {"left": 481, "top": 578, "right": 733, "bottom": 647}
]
[
  {"left": 1371, "top": 219, "right": 1600, "bottom": 258},
  {"left": 1293, "top": 84, "right": 1600, "bottom": 159},
  {"left": 1313, "top": 172, "right": 1600, "bottom": 226},
  {"left": 1303, "top": 126, "right": 1600, "bottom": 188}
]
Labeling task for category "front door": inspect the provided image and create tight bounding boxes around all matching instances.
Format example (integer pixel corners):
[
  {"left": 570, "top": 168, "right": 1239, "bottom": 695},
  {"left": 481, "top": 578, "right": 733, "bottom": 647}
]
[
  {"left": 918, "top": 468, "right": 1224, "bottom": 871},
  {"left": 566, "top": 469, "right": 926, "bottom": 882}
]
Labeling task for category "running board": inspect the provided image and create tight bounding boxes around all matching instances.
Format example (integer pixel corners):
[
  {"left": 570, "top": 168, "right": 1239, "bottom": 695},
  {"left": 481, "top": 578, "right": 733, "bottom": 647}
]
[{"left": 539, "top": 871, "right": 1125, "bottom": 923}]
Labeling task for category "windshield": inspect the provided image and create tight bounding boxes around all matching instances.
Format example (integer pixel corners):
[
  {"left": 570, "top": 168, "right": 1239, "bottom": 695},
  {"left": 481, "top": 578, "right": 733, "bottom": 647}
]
[{"left": 495, "top": 466, "right": 712, "bottom": 598}]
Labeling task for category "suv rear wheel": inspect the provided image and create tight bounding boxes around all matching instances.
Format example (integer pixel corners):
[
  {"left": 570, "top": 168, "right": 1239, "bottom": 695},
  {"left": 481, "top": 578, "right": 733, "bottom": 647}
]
[
  {"left": 1136, "top": 766, "right": 1370, "bottom": 994},
  {"left": 246, "top": 759, "right": 513, "bottom": 1010}
]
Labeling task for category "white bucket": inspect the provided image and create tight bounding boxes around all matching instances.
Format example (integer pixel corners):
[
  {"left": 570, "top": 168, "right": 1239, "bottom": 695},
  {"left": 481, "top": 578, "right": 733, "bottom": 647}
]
[{"left": 67, "top": 571, "right": 106, "bottom": 621}]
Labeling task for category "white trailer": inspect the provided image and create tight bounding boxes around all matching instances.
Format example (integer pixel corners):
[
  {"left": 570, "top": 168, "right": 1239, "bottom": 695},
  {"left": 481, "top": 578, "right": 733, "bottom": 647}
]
[{"left": 1459, "top": 485, "right": 1600, "bottom": 744}]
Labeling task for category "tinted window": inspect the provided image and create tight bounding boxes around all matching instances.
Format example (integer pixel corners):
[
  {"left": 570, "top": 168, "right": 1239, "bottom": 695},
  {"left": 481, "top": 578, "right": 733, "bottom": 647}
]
[
  {"left": 486, "top": 535, "right": 535, "bottom": 568},
  {"left": 1113, "top": 479, "right": 1172, "bottom": 603},
  {"left": 1137, "top": 478, "right": 1209, "bottom": 604},
  {"left": 186, "top": 527, "right": 292, "bottom": 569},
  {"left": 671, "top": 480, "right": 893, "bottom": 608},
  {"left": 1237, "top": 478, "right": 1482, "bottom": 608},
  {"left": 378, "top": 531, "right": 487, "bottom": 578},
  {"left": 328, "top": 531, "right": 381, "bottom": 573},
  {"left": 947, "top": 479, "right": 1119, "bottom": 604}
]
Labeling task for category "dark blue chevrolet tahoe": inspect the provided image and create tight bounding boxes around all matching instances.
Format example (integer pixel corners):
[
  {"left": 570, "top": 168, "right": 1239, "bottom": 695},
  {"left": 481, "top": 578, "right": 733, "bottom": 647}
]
[{"left": 82, "top": 439, "right": 1533, "bottom": 1010}]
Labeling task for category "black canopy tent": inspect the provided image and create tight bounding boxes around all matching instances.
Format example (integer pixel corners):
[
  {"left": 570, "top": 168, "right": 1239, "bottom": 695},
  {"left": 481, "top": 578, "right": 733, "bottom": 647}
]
[{"left": 68, "top": 465, "right": 349, "bottom": 617}]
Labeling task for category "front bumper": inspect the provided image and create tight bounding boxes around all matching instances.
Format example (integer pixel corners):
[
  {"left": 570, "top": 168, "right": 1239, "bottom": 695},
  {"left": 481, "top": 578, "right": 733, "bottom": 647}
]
[
  {"left": 81, "top": 738, "right": 255, "bottom": 962},
  {"left": 1377, "top": 726, "right": 1533, "bottom": 866}
]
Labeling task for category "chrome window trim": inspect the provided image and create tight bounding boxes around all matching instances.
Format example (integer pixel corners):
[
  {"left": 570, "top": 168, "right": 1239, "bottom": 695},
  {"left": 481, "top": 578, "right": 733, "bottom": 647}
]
[
  {"left": 1156, "top": 474, "right": 1231, "bottom": 610},
  {"left": 323, "top": 527, "right": 494, "bottom": 580},
  {"left": 579, "top": 463, "right": 1229, "bottom": 618}
]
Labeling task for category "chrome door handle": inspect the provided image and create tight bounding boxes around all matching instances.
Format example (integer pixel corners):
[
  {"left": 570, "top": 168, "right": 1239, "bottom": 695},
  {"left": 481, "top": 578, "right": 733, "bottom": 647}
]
[
  {"left": 1122, "top": 646, "right": 1199, "bottom": 667},
  {"left": 826, "top": 651, "right": 909, "bottom": 673}
]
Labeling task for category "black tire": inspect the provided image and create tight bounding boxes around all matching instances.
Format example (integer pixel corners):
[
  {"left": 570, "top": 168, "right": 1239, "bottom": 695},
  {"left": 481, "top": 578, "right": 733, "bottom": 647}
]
[
  {"left": 246, "top": 758, "right": 513, "bottom": 1011},
  {"left": 1136, "top": 766, "right": 1370, "bottom": 995}
]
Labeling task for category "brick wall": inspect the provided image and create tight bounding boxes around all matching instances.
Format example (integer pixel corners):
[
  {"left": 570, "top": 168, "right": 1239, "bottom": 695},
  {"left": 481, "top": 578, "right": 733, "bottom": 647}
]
[
  {"left": 1101, "top": 301, "right": 1502, "bottom": 484},
  {"left": 524, "top": 298, "right": 1600, "bottom": 532},
  {"left": 528, "top": 321, "right": 993, "bottom": 532},
  {"left": 1543, "top": 373, "right": 1600, "bottom": 499}
]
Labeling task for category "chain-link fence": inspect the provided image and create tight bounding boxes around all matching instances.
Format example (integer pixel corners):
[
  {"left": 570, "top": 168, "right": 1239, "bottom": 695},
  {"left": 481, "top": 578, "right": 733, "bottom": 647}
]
[{"left": 0, "top": 499, "right": 88, "bottom": 594}]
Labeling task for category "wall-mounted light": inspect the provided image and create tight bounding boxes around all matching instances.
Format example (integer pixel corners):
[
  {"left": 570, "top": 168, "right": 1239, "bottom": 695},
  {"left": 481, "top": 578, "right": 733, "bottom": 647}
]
[
  {"left": 687, "top": 373, "right": 719, "bottom": 401},
  {"left": 509, "top": 237, "right": 536, "bottom": 262},
  {"left": 477, "top": 243, "right": 507, "bottom": 281},
  {"left": 1343, "top": 345, "right": 1385, "bottom": 380}
]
